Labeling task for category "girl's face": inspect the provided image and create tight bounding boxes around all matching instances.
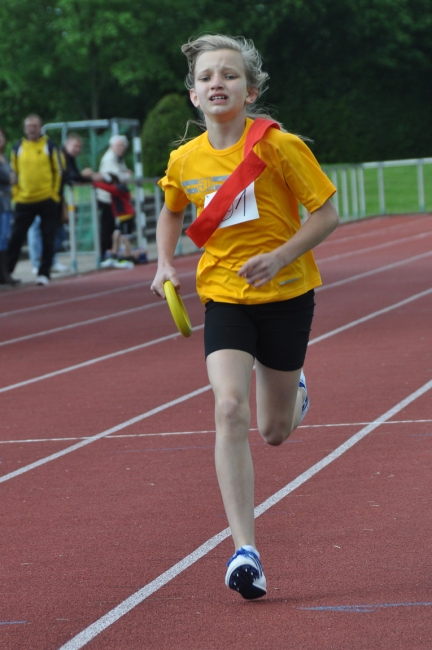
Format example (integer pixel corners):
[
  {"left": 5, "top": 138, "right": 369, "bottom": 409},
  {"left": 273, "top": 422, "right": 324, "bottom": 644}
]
[{"left": 190, "top": 49, "right": 258, "bottom": 123}]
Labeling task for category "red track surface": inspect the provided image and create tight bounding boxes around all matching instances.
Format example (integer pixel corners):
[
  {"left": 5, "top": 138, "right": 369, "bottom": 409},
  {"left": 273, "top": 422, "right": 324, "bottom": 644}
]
[{"left": 1, "top": 214, "right": 432, "bottom": 650}]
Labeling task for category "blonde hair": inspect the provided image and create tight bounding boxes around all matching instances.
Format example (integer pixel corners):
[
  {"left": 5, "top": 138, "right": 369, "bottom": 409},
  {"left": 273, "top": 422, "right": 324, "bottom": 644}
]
[{"left": 179, "top": 34, "right": 283, "bottom": 139}]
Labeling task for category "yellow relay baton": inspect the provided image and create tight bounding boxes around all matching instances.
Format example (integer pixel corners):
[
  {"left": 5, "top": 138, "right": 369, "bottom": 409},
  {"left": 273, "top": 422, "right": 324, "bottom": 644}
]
[{"left": 163, "top": 280, "right": 192, "bottom": 338}]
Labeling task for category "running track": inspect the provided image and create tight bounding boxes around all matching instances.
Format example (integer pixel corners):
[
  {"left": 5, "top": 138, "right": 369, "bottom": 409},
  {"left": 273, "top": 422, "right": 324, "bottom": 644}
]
[{"left": 1, "top": 214, "right": 431, "bottom": 650}]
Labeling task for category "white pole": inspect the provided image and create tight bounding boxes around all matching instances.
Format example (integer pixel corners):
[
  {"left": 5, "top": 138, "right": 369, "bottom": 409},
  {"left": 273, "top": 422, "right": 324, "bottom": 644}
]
[
  {"left": 154, "top": 183, "right": 162, "bottom": 217},
  {"left": 417, "top": 160, "right": 425, "bottom": 212},
  {"left": 134, "top": 183, "right": 145, "bottom": 249},
  {"left": 350, "top": 167, "right": 359, "bottom": 219},
  {"left": 133, "top": 136, "right": 143, "bottom": 179},
  {"left": 358, "top": 167, "right": 366, "bottom": 216},
  {"left": 331, "top": 169, "right": 339, "bottom": 215},
  {"left": 378, "top": 164, "right": 386, "bottom": 214},
  {"left": 341, "top": 168, "right": 349, "bottom": 219},
  {"left": 67, "top": 185, "right": 78, "bottom": 273},
  {"left": 90, "top": 186, "right": 101, "bottom": 267},
  {"left": 133, "top": 135, "right": 146, "bottom": 249}
]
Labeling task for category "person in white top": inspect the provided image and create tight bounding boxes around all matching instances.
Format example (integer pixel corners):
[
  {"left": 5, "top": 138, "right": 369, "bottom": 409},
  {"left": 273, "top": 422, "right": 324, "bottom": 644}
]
[{"left": 97, "top": 135, "right": 133, "bottom": 258}]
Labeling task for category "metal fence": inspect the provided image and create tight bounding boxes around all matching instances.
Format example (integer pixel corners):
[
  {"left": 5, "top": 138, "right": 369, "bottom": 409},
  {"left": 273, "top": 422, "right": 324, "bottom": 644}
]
[
  {"left": 65, "top": 181, "right": 198, "bottom": 271},
  {"left": 323, "top": 158, "right": 432, "bottom": 222},
  {"left": 65, "top": 157, "right": 431, "bottom": 271}
]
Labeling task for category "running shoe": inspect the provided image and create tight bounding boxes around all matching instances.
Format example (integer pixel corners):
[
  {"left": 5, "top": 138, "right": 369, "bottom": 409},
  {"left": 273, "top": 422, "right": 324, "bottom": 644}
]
[
  {"left": 51, "top": 261, "right": 69, "bottom": 273},
  {"left": 299, "top": 369, "right": 309, "bottom": 424},
  {"left": 100, "top": 258, "right": 117, "bottom": 268},
  {"left": 113, "top": 260, "right": 134, "bottom": 269},
  {"left": 35, "top": 275, "right": 49, "bottom": 286},
  {"left": 225, "top": 548, "right": 267, "bottom": 600}
]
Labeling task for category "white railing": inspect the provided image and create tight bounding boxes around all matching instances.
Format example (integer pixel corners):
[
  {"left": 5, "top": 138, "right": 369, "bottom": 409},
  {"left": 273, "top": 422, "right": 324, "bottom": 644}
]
[
  {"left": 323, "top": 157, "right": 432, "bottom": 221},
  {"left": 66, "top": 183, "right": 149, "bottom": 272},
  {"left": 65, "top": 158, "right": 432, "bottom": 271},
  {"left": 64, "top": 181, "right": 197, "bottom": 272}
]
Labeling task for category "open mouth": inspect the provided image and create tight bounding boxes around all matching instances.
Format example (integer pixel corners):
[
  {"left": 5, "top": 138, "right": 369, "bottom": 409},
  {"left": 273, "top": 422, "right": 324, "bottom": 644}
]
[{"left": 210, "top": 95, "right": 228, "bottom": 101}]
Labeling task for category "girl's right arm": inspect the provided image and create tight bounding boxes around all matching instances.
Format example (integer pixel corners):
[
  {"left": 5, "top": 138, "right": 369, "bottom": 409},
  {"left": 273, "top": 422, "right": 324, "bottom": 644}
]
[{"left": 150, "top": 203, "right": 186, "bottom": 297}]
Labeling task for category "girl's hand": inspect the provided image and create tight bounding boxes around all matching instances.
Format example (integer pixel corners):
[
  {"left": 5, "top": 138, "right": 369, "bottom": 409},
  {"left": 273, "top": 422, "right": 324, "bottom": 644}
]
[
  {"left": 238, "top": 199, "right": 339, "bottom": 289},
  {"left": 238, "top": 251, "right": 283, "bottom": 288},
  {"left": 151, "top": 264, "right": 181, "bottom": 298}
]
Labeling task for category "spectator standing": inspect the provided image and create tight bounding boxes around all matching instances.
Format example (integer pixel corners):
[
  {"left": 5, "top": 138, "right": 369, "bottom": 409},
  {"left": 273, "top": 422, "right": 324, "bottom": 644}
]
[
  {"left": 7, "top": 114, "right": 62, "bottom": 286},
  {"left": 0, "top": 127, "right": 18, "bottom": 285},
  {"left": 62, "top": 132, "right": 103, "bottom": 186},
  {"left": 96, "top": 135, "right": 133, "bottom": 258},
  {"left": 27, "top": 132, "right": 104, "bottom": 275}
]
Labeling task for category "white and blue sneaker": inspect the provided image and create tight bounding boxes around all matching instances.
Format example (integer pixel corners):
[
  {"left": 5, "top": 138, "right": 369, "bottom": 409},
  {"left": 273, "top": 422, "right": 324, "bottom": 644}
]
[
  {"left": 225, "top": 547, "right": 267, "bottom": 600},
  {"left": 299, "top": 370, "right": 309, "bottom": 424}
]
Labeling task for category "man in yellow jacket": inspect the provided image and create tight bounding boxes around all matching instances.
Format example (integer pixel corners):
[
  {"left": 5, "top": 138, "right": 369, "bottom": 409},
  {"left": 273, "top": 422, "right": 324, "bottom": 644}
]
[{"left": 7, "top": 114, "right": 62, "bottom": 285}]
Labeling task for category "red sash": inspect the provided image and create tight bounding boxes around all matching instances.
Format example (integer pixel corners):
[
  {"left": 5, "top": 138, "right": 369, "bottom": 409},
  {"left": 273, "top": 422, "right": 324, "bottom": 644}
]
[{"left": 185, "top": 118, "right": 280, "bottom": 248}]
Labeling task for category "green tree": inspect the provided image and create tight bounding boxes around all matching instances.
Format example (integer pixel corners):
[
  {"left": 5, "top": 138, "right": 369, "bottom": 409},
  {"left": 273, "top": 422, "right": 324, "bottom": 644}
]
[
  {"left": 141, "top": 94, "right": 200, "bottom": 177},
  {"left": 0, "top": 0, "right": 281, "bottom": 129},
  {"left": 0, "top": 0, "right": 431, "bottom": 161},
  {"left": 261, "top": 0, "right": 432, "bottom": 161}
]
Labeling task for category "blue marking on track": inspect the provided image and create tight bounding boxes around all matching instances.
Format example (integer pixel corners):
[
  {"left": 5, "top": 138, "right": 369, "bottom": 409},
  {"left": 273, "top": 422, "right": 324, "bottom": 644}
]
[
  {"left": 0, "top": 621, "right": 27, "bottom": 625},
  {"left": 300, "top": 602, "right": 432, "bottom": 613}
]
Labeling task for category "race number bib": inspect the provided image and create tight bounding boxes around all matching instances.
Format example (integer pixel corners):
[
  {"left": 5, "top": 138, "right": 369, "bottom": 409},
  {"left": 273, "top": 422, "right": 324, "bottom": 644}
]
[{"left": 204, "top": 182, "right": 260, "bottom": 229}]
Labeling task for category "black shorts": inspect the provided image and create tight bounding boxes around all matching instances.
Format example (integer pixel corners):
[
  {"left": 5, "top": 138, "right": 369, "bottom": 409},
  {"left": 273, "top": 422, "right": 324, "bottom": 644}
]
[
  {"left": 204, "top": 290, "right": 315, "bottom": 371},
  {"left": 116, "top": 217, "right": 135, "bottom": 236}
]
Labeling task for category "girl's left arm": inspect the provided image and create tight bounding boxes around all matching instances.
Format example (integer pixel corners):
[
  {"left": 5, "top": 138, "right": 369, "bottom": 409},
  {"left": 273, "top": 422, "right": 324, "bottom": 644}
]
[{"left": 238, "top": 198, "right": 339, "bottom": 287}]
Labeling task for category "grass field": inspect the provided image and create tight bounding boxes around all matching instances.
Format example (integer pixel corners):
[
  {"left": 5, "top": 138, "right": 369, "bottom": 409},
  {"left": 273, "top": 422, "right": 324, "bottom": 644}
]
[{"left": 324, "top": 161, "right": 432, "bottom": 221}]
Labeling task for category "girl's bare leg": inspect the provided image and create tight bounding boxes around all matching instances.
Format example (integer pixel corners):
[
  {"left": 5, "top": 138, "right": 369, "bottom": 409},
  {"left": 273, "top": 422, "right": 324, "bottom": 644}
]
[
  {"left": 255, "top": 362, "right": 304, "bottom": 446},
  {"left": 122, "top": 236, "right": 132, "bottom": 256},
  {"left": 206, "top": 349, "right": 255, "bottom": 550},
  {"left": 111, "top": 230, "right": 120, "bottom": 255}
]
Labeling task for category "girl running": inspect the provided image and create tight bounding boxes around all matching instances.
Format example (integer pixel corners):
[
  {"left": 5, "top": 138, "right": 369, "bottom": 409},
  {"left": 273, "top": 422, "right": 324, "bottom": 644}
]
[{"left": 151, "top": 34, "right": 339, "bottom": 600}]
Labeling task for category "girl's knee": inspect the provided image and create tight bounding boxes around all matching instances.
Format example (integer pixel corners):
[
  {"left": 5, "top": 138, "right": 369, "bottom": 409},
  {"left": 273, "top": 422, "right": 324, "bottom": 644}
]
[
  {"left": 215, "top": 394, "right": 250, "bottom": 429},
  {"left": 259, "top": 421, "right": 293, "bottom": 446}
]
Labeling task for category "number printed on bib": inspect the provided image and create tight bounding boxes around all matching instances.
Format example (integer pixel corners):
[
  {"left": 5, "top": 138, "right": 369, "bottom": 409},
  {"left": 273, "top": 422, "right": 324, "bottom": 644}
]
[{"left": 204, "top": 182, "right": 260, "bottom": 229}]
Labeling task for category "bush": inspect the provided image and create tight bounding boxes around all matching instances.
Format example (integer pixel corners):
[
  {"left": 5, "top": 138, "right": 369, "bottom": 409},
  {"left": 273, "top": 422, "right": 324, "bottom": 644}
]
[{"left": 141, "top": 94, "right": 201, "bottom": 177}]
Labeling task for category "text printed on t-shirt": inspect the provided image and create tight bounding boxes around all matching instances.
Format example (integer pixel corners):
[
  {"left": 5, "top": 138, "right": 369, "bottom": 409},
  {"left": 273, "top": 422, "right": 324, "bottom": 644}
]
[{"left": 203, "top": 182, "right": 260, "bottom": 229}]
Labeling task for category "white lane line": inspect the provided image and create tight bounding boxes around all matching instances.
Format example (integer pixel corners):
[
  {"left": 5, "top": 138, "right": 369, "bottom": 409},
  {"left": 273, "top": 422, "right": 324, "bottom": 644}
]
[
  {"left": 58, "top": 378, "right": 432, "bottom": 650},
  {"left": 317, "top": 231, "right": 432, "bottom": 263},
  {"left": 310, "top": 287, "right": 432, "bottom": 345},
  {"left": 0, "top": 430, "right": 217, "bottom": 444},
  {"left": 0, "top": 271, "right": 196, "bottom": 318},
  {"left": 0, "top": 386, "right": 212, "bottom": 484},
  {"left": 0, "top": 325, "right": 204, "bottom": 395},
  {"left": 1, "top": 419, "right": 431, "bottom": 445},
  {"left": 0, "top": 218, "right": 429, "bottom": 314},
  {"left": 317, "top": 251, "right": 432, "bottom": 292},
  {"left": 1, "top": 288, "right": 431, "bottom": 478},
  {"left": 317, "top": 216, "right": 431, "bottom": 248},
  {"left": 300, "top": 419, "right": 432, "bottom": 428},
  {"left": 0, "top": 282, "right": 148, "bottom": 318},
  {"left": 1, "top": 286, "right": 431, "bottom": 396},
  {"left": 2, "top": 251, "right": 428, "bottom": 347},
  {"left": 0, "top": 293, "right": 197, "bottom": 348}
]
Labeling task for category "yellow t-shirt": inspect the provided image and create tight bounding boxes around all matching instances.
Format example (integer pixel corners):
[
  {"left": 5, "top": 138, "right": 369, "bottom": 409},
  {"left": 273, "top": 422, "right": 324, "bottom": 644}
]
[
  {"left": 11, "top": 136, "right": 62, "bottom": 204},
  {"left": 159, "top": 118, "right": 336, "bottom": 305}
]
